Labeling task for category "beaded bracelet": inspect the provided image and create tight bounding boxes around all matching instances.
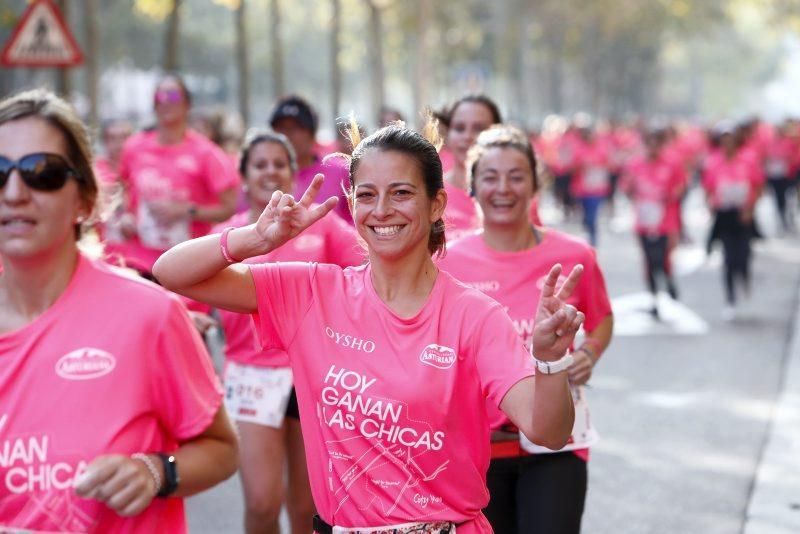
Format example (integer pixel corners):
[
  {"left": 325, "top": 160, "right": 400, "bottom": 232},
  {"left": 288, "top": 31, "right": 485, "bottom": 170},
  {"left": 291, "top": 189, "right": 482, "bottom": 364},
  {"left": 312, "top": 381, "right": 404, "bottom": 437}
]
[
  {"left": 131, "top": 453, "right": 162, "bottom": 496},
  {"left": 220, "top": 226, "right": 240, "bottom": 264}
]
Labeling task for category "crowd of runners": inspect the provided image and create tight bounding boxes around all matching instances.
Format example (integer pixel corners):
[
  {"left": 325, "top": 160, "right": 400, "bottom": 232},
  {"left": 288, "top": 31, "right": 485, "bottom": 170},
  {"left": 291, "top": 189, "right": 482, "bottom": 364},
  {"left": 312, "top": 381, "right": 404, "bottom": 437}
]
[{"left": 1, "top": 73, "right": 799, "bottom": 534}]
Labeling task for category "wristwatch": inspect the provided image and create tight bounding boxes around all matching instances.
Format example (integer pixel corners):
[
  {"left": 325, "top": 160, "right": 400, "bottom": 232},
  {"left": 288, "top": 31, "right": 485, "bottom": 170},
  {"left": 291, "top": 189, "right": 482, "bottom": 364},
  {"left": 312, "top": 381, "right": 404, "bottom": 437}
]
[
  {"left": 156, "top": 453, "right": 179, "bottom": 497},
  {"left": 533, "top": 352, "right": 574, "bottom": 375},
  {"left": 187, "top": 204, "right": 198, "bottom": 219}
]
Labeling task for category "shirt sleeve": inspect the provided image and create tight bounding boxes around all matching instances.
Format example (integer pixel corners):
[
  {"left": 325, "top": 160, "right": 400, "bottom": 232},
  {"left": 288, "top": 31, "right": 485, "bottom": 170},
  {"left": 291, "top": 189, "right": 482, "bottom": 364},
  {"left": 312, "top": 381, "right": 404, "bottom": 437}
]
[
  {"left": 323, "top": 213, "right": 364, "bottom": 267},
  {"left": 578, "top": 248, "right": 613, "bottom": 333},
  {"left": 249, "top": 262, "right": 317, "bottom": 351},
  {"left": 151, "top": 295, "right": 223, "bottom": 441},
  {"left": 203, "top": 143, "right": 240, "bottom": 196},
  {"left": 472, "top": 302, "right": 536, "bottom": 409}
]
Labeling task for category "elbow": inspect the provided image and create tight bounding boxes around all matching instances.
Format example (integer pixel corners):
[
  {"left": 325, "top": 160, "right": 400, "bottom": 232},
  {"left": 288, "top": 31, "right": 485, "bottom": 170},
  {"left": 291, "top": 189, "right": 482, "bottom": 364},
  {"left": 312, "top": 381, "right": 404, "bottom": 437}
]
[
  {"left": 219, "top": 440, "right": 240, "bottom": 482},
  {"left": 520, "top": 416, "right": 575, "bottom": 451}
]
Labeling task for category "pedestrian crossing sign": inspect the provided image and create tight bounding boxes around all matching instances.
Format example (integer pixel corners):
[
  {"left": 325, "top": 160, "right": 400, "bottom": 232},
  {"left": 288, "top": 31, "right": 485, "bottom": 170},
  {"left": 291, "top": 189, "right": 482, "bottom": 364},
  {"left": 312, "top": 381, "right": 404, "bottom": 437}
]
[{"left": 1, "top": 0, "right": 84, "bottom": 67}]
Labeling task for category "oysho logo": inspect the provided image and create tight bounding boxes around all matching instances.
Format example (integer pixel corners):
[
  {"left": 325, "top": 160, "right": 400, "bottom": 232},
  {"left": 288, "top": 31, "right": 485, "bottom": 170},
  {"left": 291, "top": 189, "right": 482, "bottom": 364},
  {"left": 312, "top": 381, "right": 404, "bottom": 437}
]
[
  {"left": 325, "top": 327, "right": 376, "bottom": 353},
  {"left": 467, "top": 280, "right": 500, "bottom": 293},
  {"left": 419, "top": 344, "right": 457, "bottom": 370},
  {"left": 56, "top": 348, "right": 116, "bottom": 380}
]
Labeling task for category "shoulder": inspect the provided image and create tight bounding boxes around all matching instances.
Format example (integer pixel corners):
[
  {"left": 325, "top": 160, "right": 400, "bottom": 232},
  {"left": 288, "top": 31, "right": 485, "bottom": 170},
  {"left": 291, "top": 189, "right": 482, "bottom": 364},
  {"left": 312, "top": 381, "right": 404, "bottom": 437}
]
[
  {"left": 84, "top": 257, "right": 180, "bottom": 318},
  {"left": 444, "top": 232, "right": 482, "bottom": 254},
  {"left": 438, "top": 270, "right": 505, "bottom": 314},
  {"left": 543, "top": 229, "right": 597, "bottom": 263}
]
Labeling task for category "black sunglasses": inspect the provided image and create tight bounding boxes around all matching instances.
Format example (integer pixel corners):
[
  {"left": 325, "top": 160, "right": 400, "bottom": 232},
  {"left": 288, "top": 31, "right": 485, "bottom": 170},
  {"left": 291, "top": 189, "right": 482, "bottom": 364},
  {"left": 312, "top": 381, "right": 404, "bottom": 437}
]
[{"left": 0, "top": 152, "right": 82, "bottom": 191}]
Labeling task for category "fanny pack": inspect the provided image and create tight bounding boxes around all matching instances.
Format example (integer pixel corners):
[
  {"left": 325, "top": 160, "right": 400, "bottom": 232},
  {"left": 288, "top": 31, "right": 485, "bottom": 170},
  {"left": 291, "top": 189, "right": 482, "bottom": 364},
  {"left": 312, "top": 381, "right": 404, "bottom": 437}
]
[{"left": 313, "top": 515, "right": 456, "bottom": 534}]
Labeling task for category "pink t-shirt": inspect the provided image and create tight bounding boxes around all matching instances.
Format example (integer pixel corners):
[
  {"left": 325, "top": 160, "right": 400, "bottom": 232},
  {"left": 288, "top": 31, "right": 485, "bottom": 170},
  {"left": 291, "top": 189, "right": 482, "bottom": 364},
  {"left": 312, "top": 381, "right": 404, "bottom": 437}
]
[
  {"left": 623, "top": 155, "right": 686, "bottom": 235},
  {"left": 248, "top": 262, "right": 534, "bottom": 532},
  {"left": 296, "top": 158, "right": 352, "bottom": 224},
  {"left": 764, "top": 136, "right": 798, "bottom": 179},
  {"left": 214, "top": 212, "right": 363, "bottom": 367},
  {"left": 439, "top": 230, "right": 612, "bottom": 459},
  {"left": 0, "top": 256, "right": 223, "bottom": 533},
  {"left": 117, "top": 129, "right": 239, "bottom": 271},
  {"left": 443, "top": 182, "right": 481, "bottom": 242},
  {"left": 702, "top": 150, "right": 763, "bottom": 210},
  {"left": 571, "top": 139, "right": 612, "bottom": 197}
]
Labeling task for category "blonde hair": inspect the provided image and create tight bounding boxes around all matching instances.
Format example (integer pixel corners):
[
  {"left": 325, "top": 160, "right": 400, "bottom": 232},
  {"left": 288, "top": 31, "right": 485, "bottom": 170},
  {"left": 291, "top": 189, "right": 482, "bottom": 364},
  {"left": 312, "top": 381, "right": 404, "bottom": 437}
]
[{"left": 0, "top": 89, "right": 98, "bottom": 239}]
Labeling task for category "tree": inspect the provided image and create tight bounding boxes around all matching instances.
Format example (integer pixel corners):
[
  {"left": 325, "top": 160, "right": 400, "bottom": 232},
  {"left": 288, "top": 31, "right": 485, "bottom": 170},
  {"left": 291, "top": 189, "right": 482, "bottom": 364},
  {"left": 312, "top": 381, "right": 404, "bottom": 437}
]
[
  {"left": 234, "top": 0, "right": 250, "bottom": 123},
  {"left": 85, "top": 0, "right": 99, "bottom": 128},
  {"left": 330, "top": 0, "right": 342, "bottom": 126},
  {"left": 163, "top": 0, "right": 181, "bottom": 71},
  {"left": 269, "top": 0, "right": 285, "bottom": 99}
]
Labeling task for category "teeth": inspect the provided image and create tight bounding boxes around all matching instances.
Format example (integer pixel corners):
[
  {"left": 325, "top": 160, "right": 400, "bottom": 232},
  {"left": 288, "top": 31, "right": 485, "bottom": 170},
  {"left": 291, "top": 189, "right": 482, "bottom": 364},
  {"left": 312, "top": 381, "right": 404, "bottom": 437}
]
[{"left": 373, "top": 225, "right": 402, "bottom": 236}]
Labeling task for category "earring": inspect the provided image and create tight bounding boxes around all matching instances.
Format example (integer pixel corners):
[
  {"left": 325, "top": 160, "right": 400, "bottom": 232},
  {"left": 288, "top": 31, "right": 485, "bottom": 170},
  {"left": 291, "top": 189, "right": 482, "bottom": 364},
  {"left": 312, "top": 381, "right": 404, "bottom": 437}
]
[{"left": 75, "top": 215, "right": 86, "bottom": 224}]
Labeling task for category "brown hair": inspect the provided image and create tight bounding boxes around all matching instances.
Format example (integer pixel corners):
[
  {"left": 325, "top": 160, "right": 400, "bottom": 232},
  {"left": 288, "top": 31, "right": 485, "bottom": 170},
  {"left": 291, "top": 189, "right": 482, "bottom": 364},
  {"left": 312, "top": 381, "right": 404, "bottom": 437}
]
[
  {"left": 0, "top": 88, "right": 98, "bottom": 239},
  {"left": 338, "top": 114, "right": 447, "bottom": 257},
  {"left": 239, "top": 128, "right": 298, "bottom": 176},
  {"left": 439, "top": 94, "right": 503, "bottom": 128},
  {"left": 467, "top": 124, "right": 539, "bottom": 193}
]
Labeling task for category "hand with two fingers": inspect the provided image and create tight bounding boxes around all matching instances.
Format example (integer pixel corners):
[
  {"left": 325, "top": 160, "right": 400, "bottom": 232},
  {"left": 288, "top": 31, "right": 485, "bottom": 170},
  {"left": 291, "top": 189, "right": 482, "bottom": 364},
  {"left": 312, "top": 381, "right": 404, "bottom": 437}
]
[
  {"left": 531, "top": 263, "right": 586, "bottom": 363},
  {"left": 253, "top": 173, "right": 338, "bottom": 251},
  {"left": 73, "top": 454, "right": 161, "bottom": 517}
]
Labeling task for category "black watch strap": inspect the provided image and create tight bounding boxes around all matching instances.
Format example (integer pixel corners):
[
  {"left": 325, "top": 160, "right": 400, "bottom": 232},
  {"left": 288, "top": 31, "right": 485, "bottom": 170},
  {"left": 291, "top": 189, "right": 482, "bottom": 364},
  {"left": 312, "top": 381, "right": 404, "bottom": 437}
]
[{"left": 156, "top": 453, "right": 179, "bottom": 497}]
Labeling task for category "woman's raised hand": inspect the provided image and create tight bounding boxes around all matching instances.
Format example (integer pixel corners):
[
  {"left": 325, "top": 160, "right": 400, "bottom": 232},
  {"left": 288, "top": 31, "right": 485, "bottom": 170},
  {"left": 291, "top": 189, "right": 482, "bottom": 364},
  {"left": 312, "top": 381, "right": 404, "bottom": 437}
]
[
  {"left": 254, "top": 173, "right": 339, "bottom": 251},
  {"left": 532, "top": 264, "right": 585, "bottom": 362}
]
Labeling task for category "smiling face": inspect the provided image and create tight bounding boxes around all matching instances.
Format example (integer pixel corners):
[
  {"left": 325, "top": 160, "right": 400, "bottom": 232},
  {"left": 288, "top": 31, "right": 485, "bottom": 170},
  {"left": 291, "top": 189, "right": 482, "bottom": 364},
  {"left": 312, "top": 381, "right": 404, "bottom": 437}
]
[
  {"left": 473, "top": 146, "right": 536, "bottom": 228},
  {"left": 447, "top": 101, "right": 497, "bottom": 166},
  {"left": 351, "top": 149, "right": 446, "bottom": 263},
  {"left": 0, "top": 116, "right": 87, "bottom": 260},
  {"left": 243, "top": 140, "right": 295, "bottom": 211}
]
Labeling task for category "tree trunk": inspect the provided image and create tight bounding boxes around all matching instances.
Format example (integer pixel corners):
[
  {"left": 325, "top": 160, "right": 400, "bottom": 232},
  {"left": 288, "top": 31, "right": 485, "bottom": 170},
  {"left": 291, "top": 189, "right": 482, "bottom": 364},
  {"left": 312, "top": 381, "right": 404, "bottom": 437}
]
[
  {"left": 330, "top": 0, "right": 342, "bottom": 127},
  {"left": 235, "top": 0, "right": 250, "bottom": 124},
  {"left": 85, "top": 0, "right": 99, "bottom": 129},
  {"left": 364, "top": 0, "right": 385, "bottom": 128},
  {"left": 54, "top": 0, "right": 71, "bottom": 97},
  {"left": 412, "top": 0, "right": 431, "bottom": 128},
  {"left": 163, "top": 0, "right": 182, "bottom": 71},
  {"left": 269, "top": 0, "right": 285, "bottom": 99}
]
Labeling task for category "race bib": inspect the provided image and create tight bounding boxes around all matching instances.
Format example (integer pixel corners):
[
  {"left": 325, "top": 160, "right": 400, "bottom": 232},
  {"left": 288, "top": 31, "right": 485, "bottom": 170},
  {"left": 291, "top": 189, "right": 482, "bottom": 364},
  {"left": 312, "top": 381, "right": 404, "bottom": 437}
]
[
  {"left": 636, "top": 200, "right": 665, "bottom": 232},
  {"left": 584, "top": 167, "right": 610, "bottom": 190},
  {"left": 331, "top": 521, "right": 455, "bottom": 534},
  {"left": 136, "top": 201, "right": 191, "bottom": 250},
  {"left": 766, "top": 158, "right": 788, "bottom": 178},
  {"left": 224, "top": 362, "right": 293, "bottom": 428},
  {"left": 718, "top": 181, "right": 749, "bottom": 209},
  {"left": 519, "top": 385, "right": 599, "bottom": 454}
]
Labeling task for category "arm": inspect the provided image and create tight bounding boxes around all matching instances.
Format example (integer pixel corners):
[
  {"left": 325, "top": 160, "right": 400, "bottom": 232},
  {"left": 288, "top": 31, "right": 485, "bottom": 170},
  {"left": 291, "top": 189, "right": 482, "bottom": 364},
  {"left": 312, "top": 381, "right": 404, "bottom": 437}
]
[
  {"left": 74, "top": 405, "right": 238, "bottom": 516},
  {"left": 500, "top": 264, "right": 585, "bottom": 450},
  {"left": 190, "top": 188, "right": 237, "bottom": 223},
  {"left": 152, "top": 174, "right": 338, "bottom": 313}
]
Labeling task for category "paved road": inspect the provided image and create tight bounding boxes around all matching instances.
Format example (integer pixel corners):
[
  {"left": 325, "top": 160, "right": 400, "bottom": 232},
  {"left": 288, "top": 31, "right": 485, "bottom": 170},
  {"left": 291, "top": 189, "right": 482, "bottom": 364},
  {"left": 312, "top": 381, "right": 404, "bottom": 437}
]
[{"left": 186, "top": 187, "right": 800, "bottom": 533}]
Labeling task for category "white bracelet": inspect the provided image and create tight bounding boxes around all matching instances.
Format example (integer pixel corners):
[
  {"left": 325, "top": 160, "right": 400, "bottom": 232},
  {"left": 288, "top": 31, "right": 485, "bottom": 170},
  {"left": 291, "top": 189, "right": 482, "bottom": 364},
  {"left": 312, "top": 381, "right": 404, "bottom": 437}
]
[
  {"left": 532, "top": 352, "right": 574, "bottom": 374},
  {"left": 131, "top": 453, "right": 162, "bottom": 495}
]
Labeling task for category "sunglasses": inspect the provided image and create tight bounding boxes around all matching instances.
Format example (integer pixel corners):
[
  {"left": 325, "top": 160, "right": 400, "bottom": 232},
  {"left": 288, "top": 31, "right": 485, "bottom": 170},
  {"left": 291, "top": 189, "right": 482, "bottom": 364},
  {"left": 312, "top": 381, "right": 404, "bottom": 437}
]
[
  {"left": 0, "top": 152, "right": 81, "bottom": 191},
  {"left": 154, "top": 88, "right": 184, "bottom": 105}
]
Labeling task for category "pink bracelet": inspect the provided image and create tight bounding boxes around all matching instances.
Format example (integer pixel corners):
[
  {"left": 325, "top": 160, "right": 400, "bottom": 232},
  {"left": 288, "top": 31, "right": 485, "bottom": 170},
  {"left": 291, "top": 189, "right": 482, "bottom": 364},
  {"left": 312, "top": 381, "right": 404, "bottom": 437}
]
[{"left": 220, "top": 227, "right": 240, "bottom": 264}]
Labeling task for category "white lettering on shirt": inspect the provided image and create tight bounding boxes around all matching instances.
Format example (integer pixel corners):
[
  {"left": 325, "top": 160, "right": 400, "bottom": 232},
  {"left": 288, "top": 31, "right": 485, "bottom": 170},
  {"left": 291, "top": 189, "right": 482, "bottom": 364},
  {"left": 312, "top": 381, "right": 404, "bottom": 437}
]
[
  {"left": 464, "top": 280, "right": 500, "bottom": 292},
  {"left": 324, "top": 327, "right": 376, "bottom": 353},
  {"left": 0, "top": 434, "right": 89, "bottom": 494}
]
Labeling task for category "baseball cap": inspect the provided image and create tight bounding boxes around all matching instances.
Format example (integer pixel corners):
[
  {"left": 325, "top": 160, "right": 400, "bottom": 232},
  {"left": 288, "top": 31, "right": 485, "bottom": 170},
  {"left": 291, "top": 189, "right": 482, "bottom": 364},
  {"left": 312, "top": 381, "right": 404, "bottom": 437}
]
[{"left": 269, "top": 95, "right": 318, "bottom": 135}]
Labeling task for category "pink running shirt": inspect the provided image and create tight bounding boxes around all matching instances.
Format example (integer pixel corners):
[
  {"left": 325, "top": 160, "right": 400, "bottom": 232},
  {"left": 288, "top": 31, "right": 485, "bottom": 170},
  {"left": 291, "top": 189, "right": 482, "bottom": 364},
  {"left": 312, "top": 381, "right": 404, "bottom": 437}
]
[
  {"left": 0, "top": 256, "right": 223, "bottom": 533},
  {"left": 443, "top": 182, "right": 481, "bottom": 242},
  {"left": 117, "top": 129, "right": 239, "bottom": 271},
  {"left": 571, "top": 139, "right": 612, "bottom": 198},
  {"left": 623, "top": 156, "right": 686, "bottom": 236},
  {"left": 214, "top": 211, "right": 363, "bottom": 367},
  {"left": 249, "top": 262, "right": 535, "bottom": 532},
  {"left": 702, "top": 150, "right": 764, "bottom": 210},
  {"left": 439, "top": 230, "right": 612, "bottom": 459}
]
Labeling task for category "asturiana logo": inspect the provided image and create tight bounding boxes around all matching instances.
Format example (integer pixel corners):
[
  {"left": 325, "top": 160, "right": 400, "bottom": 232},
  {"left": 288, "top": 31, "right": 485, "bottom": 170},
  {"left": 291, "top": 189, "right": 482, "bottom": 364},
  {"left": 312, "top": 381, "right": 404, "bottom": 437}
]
[
  {"left": 419, "top": 344, "right": 457, "bottom": 370},
  {"left": 56, "top": 348, "right": 116, "bottom": 380}
]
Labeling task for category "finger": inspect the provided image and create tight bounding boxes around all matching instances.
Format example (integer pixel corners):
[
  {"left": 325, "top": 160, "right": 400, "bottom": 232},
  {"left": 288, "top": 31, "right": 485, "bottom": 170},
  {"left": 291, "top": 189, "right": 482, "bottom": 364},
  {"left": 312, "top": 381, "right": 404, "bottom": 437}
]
[
  {"left": 276, "top": 193, "right": 296, "bottom": 211},
  {"left": 73, "top": 456, "right": 119, "bottom": 496},
  {"left": 120, "top": 493, "right": 153, "bottom": 517},
  {"left": 106, "top": 478, "right": 147, "bottom": 512},
  {"left": 536, "top": 308, "right": 567, "bottom": 335},
  {"left": 555, "top": 305, "right": 578, "bottom": 337},
  {"left": 299, "top": 173, "right": 326, "bottom": 208},
  {"left": 555, "top": 264, "right": 584, "bottom": 301},
  {"left": 306, "top": 196, "right": 339, "bottom": 224},
  {"left": 539, "top": 264, "right": 563, "bottom": 300}
]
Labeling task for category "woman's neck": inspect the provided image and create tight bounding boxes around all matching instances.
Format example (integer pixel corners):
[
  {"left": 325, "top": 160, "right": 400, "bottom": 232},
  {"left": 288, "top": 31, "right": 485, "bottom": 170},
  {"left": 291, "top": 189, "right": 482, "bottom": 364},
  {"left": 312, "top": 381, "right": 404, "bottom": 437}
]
[
  {"left": 482, "top": 221, "right": 539, "bottom": 252},
  {"left": 445, "top": 164, "right": 468, "bottom": 191},
  {"left": 368, "top": 249, "right": 438, "bottom": 318},
  {"left": 1, "top": 242, "right": 79, "bottom": 325},
  {"left": 158, "top": 123, "right": 187, "bottom": 145}
]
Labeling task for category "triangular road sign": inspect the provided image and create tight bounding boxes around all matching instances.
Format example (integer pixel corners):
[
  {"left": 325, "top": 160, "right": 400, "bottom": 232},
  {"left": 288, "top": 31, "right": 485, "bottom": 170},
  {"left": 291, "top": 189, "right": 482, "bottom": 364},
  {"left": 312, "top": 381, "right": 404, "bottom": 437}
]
[{"left": 1, "top": 0, "right": 84, "bottom": 67}]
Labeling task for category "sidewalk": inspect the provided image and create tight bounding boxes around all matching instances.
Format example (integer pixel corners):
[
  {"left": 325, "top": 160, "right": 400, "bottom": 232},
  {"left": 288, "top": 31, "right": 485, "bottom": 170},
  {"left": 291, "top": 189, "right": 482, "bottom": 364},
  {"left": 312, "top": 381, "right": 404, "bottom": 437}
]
[{"left": 744, "top": 280, "right": 800, "bottom": 534}]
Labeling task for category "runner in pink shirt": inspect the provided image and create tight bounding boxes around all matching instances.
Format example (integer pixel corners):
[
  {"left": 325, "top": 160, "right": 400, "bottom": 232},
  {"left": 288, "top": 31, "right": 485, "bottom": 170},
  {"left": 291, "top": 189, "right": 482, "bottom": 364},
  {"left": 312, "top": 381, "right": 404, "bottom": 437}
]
[
  {"left": 116, "top": 74, "right": 239, "bottom": 275},
  {"left": 213, "top": 129, "right": 362, "bottom": 534},
  {"left": 571, "top": 126, "right": 612, "bottom": 246},
  {"left": 703, "top": 126, "right": 765, "bottom": 320},
  {"left": 154, "top": 120, "right": 586, "bottom": 533},
  {"left": 439, "top": 95, "right": 503, "bottom": 241},
  {"left": 621, "top": 129, "right": 687, "bottom": 318},
  {"left": 0, "top": 89, "right": 238, "bottom": 533},
  {"left": 270, "top": 95, "right": 353, "bottom": 224},
  {"left": 440, "top": 125, "right": 613, "bottom": 534},
  {"left": 763, "top": 120, "right": 798, "bottom": 231}
]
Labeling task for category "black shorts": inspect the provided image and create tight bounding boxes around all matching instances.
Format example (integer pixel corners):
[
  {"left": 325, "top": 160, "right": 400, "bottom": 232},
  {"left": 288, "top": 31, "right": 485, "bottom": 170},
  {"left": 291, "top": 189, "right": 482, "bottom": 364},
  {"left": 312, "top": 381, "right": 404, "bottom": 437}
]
[{"left": 286, "top": 387, "right": 300, "bottom": 419}]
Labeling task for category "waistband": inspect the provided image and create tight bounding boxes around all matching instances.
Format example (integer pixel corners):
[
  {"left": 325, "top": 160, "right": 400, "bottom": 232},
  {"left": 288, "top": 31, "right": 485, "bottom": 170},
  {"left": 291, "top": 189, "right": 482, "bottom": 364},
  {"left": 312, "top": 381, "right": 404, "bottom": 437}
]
[{"left": 313, "top": 515, "right": 456, "bottom": 534}]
